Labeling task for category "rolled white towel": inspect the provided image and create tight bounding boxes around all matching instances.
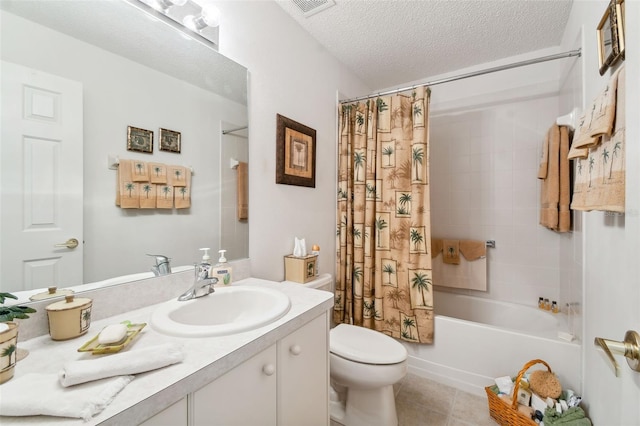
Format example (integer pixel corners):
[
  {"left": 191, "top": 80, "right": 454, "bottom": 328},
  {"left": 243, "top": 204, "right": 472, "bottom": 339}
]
[{"left": 59, "top": 342, "right": 184, "bottom": 387}]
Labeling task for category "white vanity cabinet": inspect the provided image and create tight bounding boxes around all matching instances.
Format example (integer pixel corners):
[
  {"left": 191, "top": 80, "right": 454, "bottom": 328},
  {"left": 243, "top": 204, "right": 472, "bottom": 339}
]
[
  {"left": 192, "top": 312, "right": 329, "bottom": 426},
  {"left": 193, "top": 345, "right": 278, "bottom": 425},
  {"left": 139, "top": 397, "right": 188, "bottom": 426}
]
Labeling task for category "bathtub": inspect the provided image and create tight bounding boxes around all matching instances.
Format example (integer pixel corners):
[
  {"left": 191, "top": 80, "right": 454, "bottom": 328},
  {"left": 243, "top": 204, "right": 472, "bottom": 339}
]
[{"left": 404, "top": 291, "right": 581, "bottom": 396}]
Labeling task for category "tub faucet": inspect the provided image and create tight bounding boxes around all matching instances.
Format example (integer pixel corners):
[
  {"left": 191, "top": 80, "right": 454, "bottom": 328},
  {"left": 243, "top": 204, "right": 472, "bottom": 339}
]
[
  {"left": 178, "top": 267, "right": 218, "bottom": 301},
  {"left": 148, "top": 254, "right": 172, "bottom": 276}
]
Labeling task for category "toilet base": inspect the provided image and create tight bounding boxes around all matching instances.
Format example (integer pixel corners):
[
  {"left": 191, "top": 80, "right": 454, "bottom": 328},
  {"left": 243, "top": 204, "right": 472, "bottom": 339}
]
[{"left": 329, "top": 385, "right": 398, "bottom": 426}]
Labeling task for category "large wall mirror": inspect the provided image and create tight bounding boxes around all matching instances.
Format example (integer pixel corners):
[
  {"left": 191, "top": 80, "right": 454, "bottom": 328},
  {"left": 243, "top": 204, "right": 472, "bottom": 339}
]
[{"left": 0, "top": 0, "right": 249, "bottom": 302}]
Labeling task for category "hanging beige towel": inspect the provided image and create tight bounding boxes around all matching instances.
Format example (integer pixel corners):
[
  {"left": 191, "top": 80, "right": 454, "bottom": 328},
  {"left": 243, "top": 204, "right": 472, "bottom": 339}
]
[
  {"left": 558, "top": 126, "right": 571, "bottom": 232},
  {"left": 148, "top": 162, "right": 167, "bottom": 184},
  {"left": 588, "top": 66, "right": 621, "bottom": 138},
  {"left": 537, "top": 133, "right": 549, "bottom": 179},
  {"left": 432, "top": 250, "right": 487, "bottom": 291},
  {"left": 168, "top": 165, "right": 187, "bottom": 187},
  {"left": 131, "top": 160, "right": 149, "bottom": 182},
  {"left": 156, "top": 184, "right": 173, "bottom": 209},
  {"left": 237, "top": 162, "right": 248, "bottom": 220},
  {"left": 567, "top": 112, "right": 594, "bottom": 159},
  {"left": 539, "top": 125, "right": 560, "bottom": 229},
  {"left": 175, "top": 168, "right": 191, "bottom": 209},
  {"left": 118, "top": 159, "right": 140, "bottom": 209},
  {"left": 442, "top": 239, "right": 460, "bottom": 264},
  {"left": 139, "top": 182, "right": 156, "bottom": 209},
  {"left": 459, "top": 240, "right": 486, "bottom": 261},
  {"left": 430, "top": 238, "right": 443, "bottom": 258},
  {"left": 115, "top": 167, "right": 121, "bottom": 207},
  {"left": 573, "top": 66, "right": 626, "bottom": 213}
]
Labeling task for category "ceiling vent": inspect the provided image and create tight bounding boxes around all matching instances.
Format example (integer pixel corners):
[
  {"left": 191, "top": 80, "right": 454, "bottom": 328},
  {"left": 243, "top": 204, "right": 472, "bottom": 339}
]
[{"left": 291, "top": 0, "right": 335, "bottom": 17}]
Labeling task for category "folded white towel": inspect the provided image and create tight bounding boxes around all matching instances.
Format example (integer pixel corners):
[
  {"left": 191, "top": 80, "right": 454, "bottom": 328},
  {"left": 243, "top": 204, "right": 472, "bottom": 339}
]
[
  {"left": 59, "top": 343, "right": 184, "bottom": 387},
  {"left": 0, "top": 373, "right": 132, "bottom": 421}
]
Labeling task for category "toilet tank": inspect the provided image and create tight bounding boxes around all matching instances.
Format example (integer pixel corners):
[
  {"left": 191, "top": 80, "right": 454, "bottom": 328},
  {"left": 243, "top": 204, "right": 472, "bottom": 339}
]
[{"left": 282, "top": 273, "right": 333, "bottom": 292}]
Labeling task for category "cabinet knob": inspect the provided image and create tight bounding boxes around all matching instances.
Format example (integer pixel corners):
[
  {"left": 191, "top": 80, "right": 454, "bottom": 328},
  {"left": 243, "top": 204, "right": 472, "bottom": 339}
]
[
  {"left": 290, "top": 345, "right": 302, "bottom": 356},
  {"left": 262, "top": 364, "right": 275, "bottom": 376}
]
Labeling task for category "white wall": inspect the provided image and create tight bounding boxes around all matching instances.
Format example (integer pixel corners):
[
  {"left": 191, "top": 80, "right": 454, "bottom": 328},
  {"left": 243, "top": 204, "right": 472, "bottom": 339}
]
[
  {"left": 560, "top": 0, "right": 640, "bottom": 422},
  {"left": 214, "top": 1, "right": 370, "bottom": 281},
  {"left": 1, "top": 11, "right": 247, "bottom": 283}
]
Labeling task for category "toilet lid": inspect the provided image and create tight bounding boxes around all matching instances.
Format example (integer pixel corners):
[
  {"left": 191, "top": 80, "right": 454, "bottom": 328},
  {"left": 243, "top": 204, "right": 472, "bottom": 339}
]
[{"left": 330, "top": 324, "right": 407, "bottom": 365}]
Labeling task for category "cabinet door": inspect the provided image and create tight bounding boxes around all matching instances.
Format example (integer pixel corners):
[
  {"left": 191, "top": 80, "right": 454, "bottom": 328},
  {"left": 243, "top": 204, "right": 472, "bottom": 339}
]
[
  {"left": 193, "top": 344, "right": 277, "bottom": 426},
  {"left": 139, "top": 397, "right": 187, "bottom": 426},
  {"left": 277, "top": 313, "right": 329, "bottom": 426}
]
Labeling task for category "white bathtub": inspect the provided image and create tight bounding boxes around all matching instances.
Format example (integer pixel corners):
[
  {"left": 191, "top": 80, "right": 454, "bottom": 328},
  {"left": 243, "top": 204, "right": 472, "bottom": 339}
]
[{"left": 404, "top": 291, "right": 582, "bottom": 396}]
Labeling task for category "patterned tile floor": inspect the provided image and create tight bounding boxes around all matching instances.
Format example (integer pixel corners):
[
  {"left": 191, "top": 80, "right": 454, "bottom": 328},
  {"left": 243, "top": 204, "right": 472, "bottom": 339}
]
[{"left": 331, "top": 373, "right": 497, "bottom": 426}]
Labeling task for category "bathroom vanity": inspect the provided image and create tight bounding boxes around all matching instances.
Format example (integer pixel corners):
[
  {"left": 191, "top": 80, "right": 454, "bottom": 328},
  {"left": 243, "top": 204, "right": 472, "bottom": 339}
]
[{"left": 0, "top": 278, "right": 333, "bottom": 425}]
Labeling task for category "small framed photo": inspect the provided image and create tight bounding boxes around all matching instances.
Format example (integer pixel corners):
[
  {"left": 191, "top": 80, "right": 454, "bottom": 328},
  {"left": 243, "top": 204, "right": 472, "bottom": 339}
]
[
  {"left": 597, "top": 0, "right": 625, "bottom": 75},
  {"left": 159, "top": 128, "right": 181, "bottom": 153},
  {"left": 276, "top": 114, "right": 316, "bottom": 188},
  {"left": 127, "top": 126, "right": 153, "bottom": 153}
]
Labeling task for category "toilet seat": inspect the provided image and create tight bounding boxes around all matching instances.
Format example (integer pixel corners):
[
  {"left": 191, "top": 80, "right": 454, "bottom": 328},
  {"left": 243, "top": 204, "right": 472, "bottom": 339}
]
[{"left": 330, "top": 324, "right": 407, "bottom": 365}]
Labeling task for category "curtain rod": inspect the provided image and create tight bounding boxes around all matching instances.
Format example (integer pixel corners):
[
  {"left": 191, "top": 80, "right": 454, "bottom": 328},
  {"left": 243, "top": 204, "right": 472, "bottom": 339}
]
[
  {"left": 341, "top": 48, "right": 582, "bottom": 104},
  {"left": 222, "top": 126, "right": 248, "bottom": 135}
]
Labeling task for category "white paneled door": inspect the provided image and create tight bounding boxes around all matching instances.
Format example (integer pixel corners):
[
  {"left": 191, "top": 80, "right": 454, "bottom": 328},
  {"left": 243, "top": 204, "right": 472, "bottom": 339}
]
[{"left": 1, "top": 61, "right": 83, "bottom": 292}]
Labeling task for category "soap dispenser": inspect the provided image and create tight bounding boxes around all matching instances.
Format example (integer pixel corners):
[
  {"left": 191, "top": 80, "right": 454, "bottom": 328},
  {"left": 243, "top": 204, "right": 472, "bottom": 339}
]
[
  {"left": 198, "top": 248, "right": 212, "bottom": 278},
  {"left": 212, "top": 249, "right": 233, "bottom": 285}
]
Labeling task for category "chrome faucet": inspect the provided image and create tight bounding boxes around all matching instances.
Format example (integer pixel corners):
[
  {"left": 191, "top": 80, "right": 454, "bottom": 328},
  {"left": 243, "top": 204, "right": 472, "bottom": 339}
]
[
  {"left": 178, "top": 267, "right": 218, "bottom": 301},
  {"left": 148, "top": 254, "right": 172, "bottom": 276}
]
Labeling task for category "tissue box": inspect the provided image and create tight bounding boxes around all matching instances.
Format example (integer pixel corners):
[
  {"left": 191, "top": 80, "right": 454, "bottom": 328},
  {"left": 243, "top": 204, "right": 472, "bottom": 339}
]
[{"left": 284, "top": 254, "right": 318, "bottom": 283}]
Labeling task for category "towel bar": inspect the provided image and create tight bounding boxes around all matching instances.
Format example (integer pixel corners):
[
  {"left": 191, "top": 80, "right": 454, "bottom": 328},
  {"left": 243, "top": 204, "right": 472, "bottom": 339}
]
[{"left": 108, "top": 155, "right": 194, "bottom": 175}]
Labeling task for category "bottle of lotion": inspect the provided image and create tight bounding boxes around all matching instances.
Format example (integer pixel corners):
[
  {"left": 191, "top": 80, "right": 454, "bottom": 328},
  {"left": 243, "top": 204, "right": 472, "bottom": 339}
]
[
  {"left": 198, "top": 248, "right": 212, "bottom": 278},
  {"left": 212, "top": 249, "right": 232, "bottom": 285}
]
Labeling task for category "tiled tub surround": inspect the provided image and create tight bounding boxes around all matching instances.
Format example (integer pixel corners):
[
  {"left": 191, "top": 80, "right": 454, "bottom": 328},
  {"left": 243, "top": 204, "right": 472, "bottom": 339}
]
[{"left": 2, "top": 273, "right": 333, "bottom": 425}]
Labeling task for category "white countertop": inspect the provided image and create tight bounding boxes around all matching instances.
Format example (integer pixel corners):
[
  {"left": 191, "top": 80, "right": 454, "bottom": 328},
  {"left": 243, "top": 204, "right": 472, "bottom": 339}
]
[{"left": 0, "top": 278, "right": 334, "bottom": 425}]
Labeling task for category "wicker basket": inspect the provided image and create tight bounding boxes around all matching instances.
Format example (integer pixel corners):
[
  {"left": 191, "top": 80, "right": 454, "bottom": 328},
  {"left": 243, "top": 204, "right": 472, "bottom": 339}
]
[{"left": 485, "top": 359, "right": 553, "bottom": 426}]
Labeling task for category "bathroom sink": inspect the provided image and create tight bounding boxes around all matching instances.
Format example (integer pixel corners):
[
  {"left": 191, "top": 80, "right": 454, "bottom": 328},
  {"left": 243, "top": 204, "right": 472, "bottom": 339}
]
[{"left": 150, "top": 286, "right": 291, "bottom": 337}]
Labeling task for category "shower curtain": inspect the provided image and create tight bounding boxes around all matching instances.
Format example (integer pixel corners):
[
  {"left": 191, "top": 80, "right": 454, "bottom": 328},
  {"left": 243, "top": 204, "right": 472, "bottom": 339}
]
[{"left": 334, "top": 86, "right": 434, "bottom": 343}]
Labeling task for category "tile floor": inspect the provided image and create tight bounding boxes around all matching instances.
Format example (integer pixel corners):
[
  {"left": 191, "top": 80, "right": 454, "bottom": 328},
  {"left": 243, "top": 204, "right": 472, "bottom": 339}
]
[{"left": 331, "top": 373, "right": 497, "bottom": 426}]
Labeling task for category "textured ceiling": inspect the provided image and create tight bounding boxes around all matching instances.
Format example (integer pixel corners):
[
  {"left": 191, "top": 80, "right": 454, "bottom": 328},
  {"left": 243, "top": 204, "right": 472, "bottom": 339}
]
[{"left": 276, "top": 0, "right": 573, "bottom": 91}]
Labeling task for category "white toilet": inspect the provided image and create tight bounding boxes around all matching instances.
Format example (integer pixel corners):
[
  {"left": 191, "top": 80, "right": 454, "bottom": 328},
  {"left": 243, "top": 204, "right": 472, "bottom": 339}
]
[{"left": 284, "top": 274, "right": 408, "bottom": 426}]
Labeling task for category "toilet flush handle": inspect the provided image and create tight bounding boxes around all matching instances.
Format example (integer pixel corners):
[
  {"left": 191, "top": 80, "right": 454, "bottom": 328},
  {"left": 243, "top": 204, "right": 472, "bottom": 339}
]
[{"left": 290, "top": 345, "right": 302, "bottom": 356}]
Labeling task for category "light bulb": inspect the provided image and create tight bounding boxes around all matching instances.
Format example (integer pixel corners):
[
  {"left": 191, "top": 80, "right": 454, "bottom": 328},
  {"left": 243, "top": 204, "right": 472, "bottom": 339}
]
[{"left": 200, "top": 5, "right": 220, "bottom": 27}]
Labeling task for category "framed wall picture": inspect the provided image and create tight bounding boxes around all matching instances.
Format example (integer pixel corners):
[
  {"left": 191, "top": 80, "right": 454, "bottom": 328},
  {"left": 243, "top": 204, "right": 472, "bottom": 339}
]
[
  {"left": 597, "top": 0, "right": 625, "bottom": 75},
  {"left": 127, "top": 126, "right": 153, "bottom": 153},
  {"left": 159, "top": 128, "right": 181, "bottom": 153},
  {"left": 276, "top": 114, "right": 316, "bottom": 188}
]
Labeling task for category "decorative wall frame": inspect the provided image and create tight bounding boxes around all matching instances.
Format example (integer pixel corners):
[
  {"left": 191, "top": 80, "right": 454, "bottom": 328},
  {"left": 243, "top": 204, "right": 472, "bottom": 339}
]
[
  {"left": 159, "top": 128, "right": 182, "bottom": 153},
  {"left": 597, "top": 0, "right": 625, "bottom": 76},
  {"left": 127, "top": 126, "right": 153, "bottom": 153},
  {"left": 276, "top": 114, "right": 316, "bottom": 188}
]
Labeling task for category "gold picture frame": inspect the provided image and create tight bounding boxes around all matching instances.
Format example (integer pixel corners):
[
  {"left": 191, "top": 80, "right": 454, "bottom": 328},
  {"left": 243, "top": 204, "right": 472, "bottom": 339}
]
[
  {"left": 597, "top": 0, "right": 625, "bottom": 76},
  {"left": 276, "top": 114, "right": 316, "bottom": 188},
  {"left": 159, "top": 128, "right": 181, "bottom": 153},
  {"left": 127, "top": 126, "right": 153, "bottom": 153}
]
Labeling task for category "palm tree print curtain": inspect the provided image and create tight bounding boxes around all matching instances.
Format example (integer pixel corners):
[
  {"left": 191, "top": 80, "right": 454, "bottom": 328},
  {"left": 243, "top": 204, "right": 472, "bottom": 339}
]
[{"left": 335, "top": 86, "right": 434, "bottom": 343}]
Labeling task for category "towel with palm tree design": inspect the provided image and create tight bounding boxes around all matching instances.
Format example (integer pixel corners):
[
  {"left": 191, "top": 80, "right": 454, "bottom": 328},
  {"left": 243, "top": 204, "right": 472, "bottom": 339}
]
[{"left": 571, "top": 66, "right": 625, "bottom": 213}]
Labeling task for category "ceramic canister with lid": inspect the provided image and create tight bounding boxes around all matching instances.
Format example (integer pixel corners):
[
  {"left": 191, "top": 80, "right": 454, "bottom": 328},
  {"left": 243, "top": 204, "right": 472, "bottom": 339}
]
[{"left": 46, "top": 295, "right": 92, "bottom": 340}]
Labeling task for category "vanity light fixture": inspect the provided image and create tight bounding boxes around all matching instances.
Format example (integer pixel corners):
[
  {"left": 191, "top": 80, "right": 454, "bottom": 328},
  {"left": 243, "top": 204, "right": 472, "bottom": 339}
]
[
  {"left": 133, "top": 0, "right": 220, "bottom": 47},
  {"left": 183, "top": 5, "right": 220, "bottom": 32}
]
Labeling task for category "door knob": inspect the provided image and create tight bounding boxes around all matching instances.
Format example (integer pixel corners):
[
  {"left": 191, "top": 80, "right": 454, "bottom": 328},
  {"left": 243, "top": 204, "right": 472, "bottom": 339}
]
[
  {"left": 55, "top": 238, "right": 79, "bottom": 249},
  {"left": 594, "top": 330, "right": 640, "bottom": 377},
  {"left": 54, "top": 238, "right": 79, "bottom": 249}
]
